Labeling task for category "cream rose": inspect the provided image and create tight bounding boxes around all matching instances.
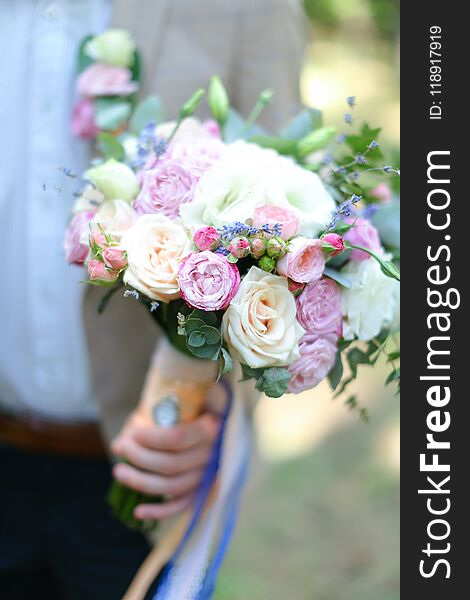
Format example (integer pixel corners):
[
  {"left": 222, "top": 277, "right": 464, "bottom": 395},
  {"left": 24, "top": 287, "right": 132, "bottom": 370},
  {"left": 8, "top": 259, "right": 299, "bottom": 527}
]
[
  {"left": 341, "top": 254, "right": 400, "bottom": 341},
  {"left": 83, "top": 199, "right": 137, "bottom": 243},
  {"left": 121, "top": 214, "right": 192, "bottom": 302},
  {"left": 223, "top": 266, "right": 305, "bottom": 368}
]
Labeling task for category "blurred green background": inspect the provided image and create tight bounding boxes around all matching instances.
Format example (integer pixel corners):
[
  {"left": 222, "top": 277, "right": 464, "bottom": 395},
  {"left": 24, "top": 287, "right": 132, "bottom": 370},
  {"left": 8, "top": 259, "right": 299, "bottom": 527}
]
[{"left": 216, "top": 1, "right": 400, "bottom": 598}]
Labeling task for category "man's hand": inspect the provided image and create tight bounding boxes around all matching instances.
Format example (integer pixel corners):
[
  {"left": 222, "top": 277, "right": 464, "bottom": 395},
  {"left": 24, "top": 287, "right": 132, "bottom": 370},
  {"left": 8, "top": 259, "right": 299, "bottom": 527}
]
[{"left": 110, "top": 410, "right": 220, "bottom": 521}]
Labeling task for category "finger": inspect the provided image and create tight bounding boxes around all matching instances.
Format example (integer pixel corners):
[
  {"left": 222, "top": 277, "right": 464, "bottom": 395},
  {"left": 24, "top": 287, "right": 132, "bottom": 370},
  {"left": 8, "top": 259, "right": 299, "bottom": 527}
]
[
  {"left": 112, "top": 437, "right": 212, "bottom": 475},
  {"left": 134, "top": 496, "right": 192, "bottom": 521},
  {"left": 113, "top": 462, "right": 203, "bottom": 496},
  {"left": 133, "top": 413, "right": 220, "bottom": 452}
]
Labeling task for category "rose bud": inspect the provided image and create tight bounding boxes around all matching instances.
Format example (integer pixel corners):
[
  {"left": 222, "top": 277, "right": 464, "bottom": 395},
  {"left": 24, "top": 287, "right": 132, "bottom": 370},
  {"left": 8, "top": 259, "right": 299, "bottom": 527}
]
[
  {"left": 250, "top": 236, "right": 267, "bottom": 259},
  {"left": 258, "top": 255, "right": 276, "bottom": 273},
  {"left": 88, "top": 258, "right": 119, "bottom": 283},
  {"left": 321, "top": 233, "right": 345, "bottom": 257},
  {"left": 89, "top": 231, "right": 108, "bottom": 250},
  {"left": 229, "top": 236, "right": 250, "bottom": 259},
  {"left": 288, "top": 278, "right": 306, "bottom": 297},
  {"left": 102, "top": 246, "right": 128, "bottom": 271},
  {"left": 266, "top": 237, "right": 287, "bottom": 259},
  {"left": 193, "top": 226, "right": 220, "bottom": 251}
]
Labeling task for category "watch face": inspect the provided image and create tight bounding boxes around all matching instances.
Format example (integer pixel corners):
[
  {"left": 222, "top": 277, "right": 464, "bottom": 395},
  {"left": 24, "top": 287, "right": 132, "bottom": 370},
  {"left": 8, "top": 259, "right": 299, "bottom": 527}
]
[{"left": 153, "top": 394, "right": 180, "bottom": 427}]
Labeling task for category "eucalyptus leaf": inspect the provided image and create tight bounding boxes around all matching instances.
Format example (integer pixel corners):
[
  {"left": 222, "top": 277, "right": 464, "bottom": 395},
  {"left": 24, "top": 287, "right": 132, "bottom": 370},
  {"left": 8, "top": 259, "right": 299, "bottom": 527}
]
[
  {"left": 280, "top": 108, "right": 323, "bottom": 140},
  {"left": 77, "top": 35, "right": 94, "bottom": 72},
  {"left": 328, "top": 352, "right": 343, "bottom": 390},
  {"left": 95, "top": 98, "right": 132, "bottom": 131},
  {"left": 200, "top": 325, "right": 221, "bottom": 345},
  {"left": 188, "top": 331, "right": 206, "bottom": 348},
  {"left": 372, "top": 199, "right": 400, "bottom": 249},
  {"left": 223, "top": 108, "right": 264, "bottom": 143},
  {"left": 347, "top": 348, "right": 371, "bottom": 378},
  {"left": 129, "top": 96, "right": 163, "bottom": 136},
  {"left": 255, "top": 367, "right": 291, "bottom": 398},
  {"left": 323, "top": 267, "right": 352, "bottom": 289}
]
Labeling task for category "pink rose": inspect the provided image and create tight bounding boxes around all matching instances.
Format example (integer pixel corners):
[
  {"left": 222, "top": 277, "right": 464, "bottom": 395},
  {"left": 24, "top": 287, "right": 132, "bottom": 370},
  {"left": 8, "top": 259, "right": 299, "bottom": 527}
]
[
  {"left": 71, "top": 98, "right": 99, "bottom": 139},
  {"left": 89, "top": 231, "right": 107, "bottom": 249},
  {"left": 296, "top": 277, "right": 342, "bottom": 337},
  {"left": 321, "top": 233, "right": 345, "bottom": 257},
  {"left": 203, "top": 119, "right": 222, "bottom": 139},
  {"left": 178, "top": 251, "right": 240, "bottom": 311},
  {"left": 277, "top": 237, "right": 325, "bottom": 284},
  {"left": 288, "top": 279, "right": 305, "bottom": 297},
  {"left": 102, "top": 246, "right": 127, "bottom": 271},
  {"left": 370, "top": 182, "right": 392, "bottom": 203},
  {"left": 193, "top": 226, "right": 220, "bottom": 251},
  {"left": 77, "top": 63, "right": 139, "bottom": 97},
  {"left": 345, "top": 217, "right": 382, "bottom": 261},
  {"left": 64, "top": 211, "right": 94, "bottom": 265},
  {"left": 88, "top": 258, "right": 119, "bottom": 283},
  {"left": 252, "top": 205, "right": 300, "bottom": 241},
  {"left": 288, "top": 334, "right": 337, "bottom": 394}
]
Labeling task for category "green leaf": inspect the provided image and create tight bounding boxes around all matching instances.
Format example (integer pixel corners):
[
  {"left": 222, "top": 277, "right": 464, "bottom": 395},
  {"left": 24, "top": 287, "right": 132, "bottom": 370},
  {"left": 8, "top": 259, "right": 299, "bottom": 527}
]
[
  {"left": 347, "top": 348, "right": 370, "bottom": 378},
  {"left": 208, "top": 76, "right": 229, "bottom": 127},
  {"left": 223, "top": 108, "right": 264, "bottom": 143},
  {"left": 240, "top": 363, "right": 262, "bottom": 382},
  {"left": 386, "top": 368, "right": 401, "bottom": 385},
  {"left": 371, "top": 199, "right": 400, "bottom": 249},
  {"left": 200, "top": 325, "right": 221, "bottom": 345},
  {"left": 345, "top": 123, "right": 382, "bottom": 156},
  {"left": 130, "top": 49, "right": 141, "bottom": 82},
  {"left": 255, "top": 367, "right": 291, "bottom": 398},
  {"left": 184, "top": 317, "right": 206, "bottom": 336},
  {"left": 98, "top": 282, "right": 124, "bottom": 314},
  {"left": 77, "top": 35, "right": 94, "bottom": 72},
  {"left": 323, "top": 267, "right": 352, "bottom": 289},
  {"left": 388, "top": 350, "right": 401, "bottom": 361},
  {"left": 217, "top": 347, "right": 234, "bottom": 381},
  {"left": 188, "top": 331, "right": 206, "bottom": 348},
  {"left": 95, "top": 98, "right": 132, "bottom": 131},
  {"left": 380, "top": 260, "right": 401, "bottom": 281},
  {"left": 296, "top": 127, "right": 336, "bottom": 158},
  {"left": 96, "top": 132, "right": 125, "bottom": 161},
  {"left": 280, "top": 108, "right": 323, "bottom": 140},
  {"left": 189, "top": 343, "right": 220, "bottom": 360},
  {"left": 129, "top": 96, "right": 163, "bottom": 136},
  {"left": 248, "top": 135, "right": 298, "bottom": 156},
  {"left": 328, "top": 351, "right": 343, "bottom": 390}
]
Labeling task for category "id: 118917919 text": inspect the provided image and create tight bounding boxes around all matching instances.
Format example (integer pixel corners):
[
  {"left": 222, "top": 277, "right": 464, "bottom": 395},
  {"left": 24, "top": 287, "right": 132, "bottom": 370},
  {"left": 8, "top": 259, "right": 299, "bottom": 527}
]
[{"left": 429, "top": 25, "right": 443, "bottom": 120}]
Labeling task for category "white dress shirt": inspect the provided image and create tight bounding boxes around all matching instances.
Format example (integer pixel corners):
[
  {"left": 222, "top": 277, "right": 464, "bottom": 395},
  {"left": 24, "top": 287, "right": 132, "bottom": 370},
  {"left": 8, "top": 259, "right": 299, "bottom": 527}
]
[{"left": 0, "top": 0, "right": 112, "bottom": 421}]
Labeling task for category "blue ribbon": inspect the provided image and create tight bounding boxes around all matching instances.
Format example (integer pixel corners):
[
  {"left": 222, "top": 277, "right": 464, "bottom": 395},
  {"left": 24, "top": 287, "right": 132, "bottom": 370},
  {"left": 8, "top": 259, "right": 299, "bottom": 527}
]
[{"left": 153, "top": 379, "right": 234, "bottom": 600}]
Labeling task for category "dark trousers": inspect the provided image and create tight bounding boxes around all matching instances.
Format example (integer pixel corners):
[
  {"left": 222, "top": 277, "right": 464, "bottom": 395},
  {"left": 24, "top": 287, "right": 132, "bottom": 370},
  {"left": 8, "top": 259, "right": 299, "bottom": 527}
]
[{"left": 0, "top": 443, "right": 151, "bottom": 600}]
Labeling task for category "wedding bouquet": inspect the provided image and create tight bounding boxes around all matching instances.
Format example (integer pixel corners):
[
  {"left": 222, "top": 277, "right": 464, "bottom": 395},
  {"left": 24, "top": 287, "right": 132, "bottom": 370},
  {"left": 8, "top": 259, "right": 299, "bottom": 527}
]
[{"left": 64, "top": 28, "right": 400, "bottom": 570}]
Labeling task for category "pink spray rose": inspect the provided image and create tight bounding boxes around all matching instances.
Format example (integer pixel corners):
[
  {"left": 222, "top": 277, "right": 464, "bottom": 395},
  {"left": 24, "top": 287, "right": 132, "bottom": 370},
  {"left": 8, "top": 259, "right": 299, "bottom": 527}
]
[
  {"left": 64, "top": 211, "right": 94, "bottom": 265},
  {"left": 87, "top": 258, "right": 119, "bottom": 283},
  {"left": 296, "top": 277, "right": 342, "bottom": 338},
  {"left": 252, "top": 205, "right": 300, "bottom": 241},
  {"left": 345, "top": 217, "right": 382, "bottom": 261},
  {"left": 77, "top": 63, "right": 139, "bottom": 97},
  {"left": 193, "top": 226, "right": 220, "bottom": 251},
  {"left": 178, "top": 251, "right": 240, "bottom": 311},
  {"left": 288, "top": 334, "right": 338, "bottom": 394},
  {"left": 229, "top": 237, "right": 250, "bottom": 259},
  {"left": 276, "top": 237, "right": 325, "bottom": 284},
  {"left": 321, "top": 233, "right": 345, "bottom": 257},
  {"left": 370, "top": 182, "right": 392, "bottom": 203},
  {"left": 89, "top": 231, "right": 107, "bottom": 249},
  {"left": 71, "top": 98, "right": 99, "bottom": 139},
  {"left": 102, "top": 246, "right": 127, "bottom": 271}
]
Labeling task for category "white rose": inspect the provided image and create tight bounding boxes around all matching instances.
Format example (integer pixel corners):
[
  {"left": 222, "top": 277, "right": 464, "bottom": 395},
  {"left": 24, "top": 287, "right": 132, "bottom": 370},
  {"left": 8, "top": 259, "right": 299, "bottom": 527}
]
[
  {"left": 341, "top": 255, "right": 400, "bottom": 340},
  {"left": 223, "top": 266, "right": 305, "bottom": 368},
  {"left": 86, "top": 159, "right": 139, "bottom": 202},
  {"left": 121, "top": 214, "right": 192, "bottom": 302},
  {"left": 84, "top": 29, "right": 136, "bottom": 68},
  {"left": 72, "top": 184, "right": 105, "bottom": 214},
  {"left": 83, "top": 199, "right": 137, "bottom": 244},
  {"left": 180, "top": 142, "right": 285, "bottom": 229}
]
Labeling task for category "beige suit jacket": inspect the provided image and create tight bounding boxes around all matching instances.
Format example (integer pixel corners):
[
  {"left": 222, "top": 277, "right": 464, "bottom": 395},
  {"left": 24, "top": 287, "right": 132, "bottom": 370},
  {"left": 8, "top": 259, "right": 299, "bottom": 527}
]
[{"left": 84, "top": 0, "right": 307, "bottom": 443}]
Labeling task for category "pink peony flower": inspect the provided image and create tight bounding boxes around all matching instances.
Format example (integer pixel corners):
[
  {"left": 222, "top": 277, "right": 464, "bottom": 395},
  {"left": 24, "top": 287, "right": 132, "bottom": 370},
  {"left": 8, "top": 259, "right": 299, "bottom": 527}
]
[
  {"left": 370, "top": 182, "right": 392, "bottom": 203},
  {"left": 71, "top": 98, "right": 99, "bottom": 139},
  {"left": 252, "top": 205, "right": 300, "bottom": 241},
  {"left": 296, "top": 277, "right": 342, "bottom": 338},
  {"left": 64, "top": 211, "right": 94, "bottom": 265},
  {"left": 88, "top": 258, "right": 119, "bottom": 283},
  {"left": 321, "top": 233, "right": 345, "bottom": 257},
  {"left": 76, "top": 63, "right": 139, "bottom": 97},
  {"left": 178, "top": 251, "right": 240, "bottom": 311},
  {"left": 345, "top": 217, "right": 382, "bottom": 261},
  {"left": 229, "top": 237, "right": 250, "bottom": 259},
  {"left": 288, "top": 334, "right": 338, "bottom": 394},
  {"left": 102, "top": 246, "right": 127, "bottom": 271},
  {"left": 193, "top": 226, "right": 220, "bottom": 251},
  {"left": 277, "top": 237, "right": 325, "bottom": 284}
]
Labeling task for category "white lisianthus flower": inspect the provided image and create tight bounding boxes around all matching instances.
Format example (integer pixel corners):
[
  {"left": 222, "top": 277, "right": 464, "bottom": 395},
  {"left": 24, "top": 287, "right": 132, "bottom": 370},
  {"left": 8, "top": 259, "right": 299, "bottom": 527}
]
[
  {"left": 341, "top": 254, "right": 400, "bottom": 341},
  {"left": 180, "top": 144, "right": 285, "bottom": 229},
  {"left": 72, "top": 184, "right": 105, "bottom": 214},
  {"left": 84, "top": 29, "right": 136, "bottom": 68},
  {"left": 121, "top": 214, "right": 192, "bottom": 302},
  {"left": 83, "top": 199, "right": 138, "bottom": 244},
  {"left": 223, "top": 266, "right": 305, "bottom": 368},
  {"left": 86, "top": 159, "right": 139, "bottom": 203}
]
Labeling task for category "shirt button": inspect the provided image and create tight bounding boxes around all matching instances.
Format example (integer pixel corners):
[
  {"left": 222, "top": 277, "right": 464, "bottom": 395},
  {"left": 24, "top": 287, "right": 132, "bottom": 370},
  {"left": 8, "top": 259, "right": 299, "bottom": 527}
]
[{"left": 44, "top": 3, "right": 61, "bottom": 20}]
